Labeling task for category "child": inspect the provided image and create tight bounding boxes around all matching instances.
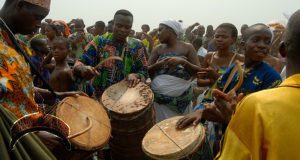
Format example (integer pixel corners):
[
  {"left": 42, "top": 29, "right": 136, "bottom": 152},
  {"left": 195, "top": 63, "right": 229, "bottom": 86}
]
[
  {"left": 68, "top": 19, "right": 93, "bottom": 62},
  {"left": 43, "top": 37, "right": 75, "bottom": 92},
  {"left": 198, "top": 23, "right": 244, "bottom": 87},
  {"left": 177, "top": 23, "right": 282, "bottom": 155},
  {"left": 30, "top": 37, "right": 50, "bottom": 88},
  {"left": 214, "top": 11, "right": 300, "bottom": 160},
  {"left": 45, "top": 24, "right": 59, "bottom": 48},
  {"left": 44, "top": 37, "right": 94, "bottom": 96}
]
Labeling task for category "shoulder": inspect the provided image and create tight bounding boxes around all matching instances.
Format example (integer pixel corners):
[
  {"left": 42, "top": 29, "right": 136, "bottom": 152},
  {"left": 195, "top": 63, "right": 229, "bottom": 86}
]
[
  {"left": 261, "top": 62, "right": 281, "bottom": 78},
  {"left": 235, "top": 87, "right": 283, "bottom": 113},
  {"left": 128, "top": 37, "right": 142, "bottom": 47}
]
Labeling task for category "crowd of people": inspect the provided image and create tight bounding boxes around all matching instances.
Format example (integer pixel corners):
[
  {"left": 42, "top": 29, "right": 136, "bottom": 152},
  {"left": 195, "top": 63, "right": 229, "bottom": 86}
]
[{"left": 0, "top": 0, "right": 300, "bottom": 160}]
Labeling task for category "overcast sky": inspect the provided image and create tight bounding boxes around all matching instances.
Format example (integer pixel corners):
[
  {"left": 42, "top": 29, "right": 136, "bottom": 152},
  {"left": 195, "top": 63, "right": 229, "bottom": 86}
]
[{"left": 1, "top": 0, "right": 299, "bottom": 33}]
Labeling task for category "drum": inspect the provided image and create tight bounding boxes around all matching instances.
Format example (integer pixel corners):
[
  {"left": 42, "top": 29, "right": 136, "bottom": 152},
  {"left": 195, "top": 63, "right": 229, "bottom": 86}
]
[
  {"left": 102, "top": 81, "right": 155, "bottom": 160},
  {"left": 142, "top": 116, "right": 205, "bottom": 160},
  {"left": 56, "top": 96, "right": 111, "bottom": 151}
]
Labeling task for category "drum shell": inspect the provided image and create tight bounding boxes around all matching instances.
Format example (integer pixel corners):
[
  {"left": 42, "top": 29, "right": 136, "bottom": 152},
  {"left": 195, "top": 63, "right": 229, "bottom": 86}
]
[{"left": 109, "top": 104, "right": 155, "bottom": 160}]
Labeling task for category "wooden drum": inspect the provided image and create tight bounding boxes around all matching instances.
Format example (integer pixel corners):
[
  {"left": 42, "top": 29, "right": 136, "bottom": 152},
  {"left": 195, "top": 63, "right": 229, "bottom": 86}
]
[
  {"left": 142, "top": 116, "right": 205, "bottom": 160},
  {"left": 56, "top": 96, "right": 111, "bottom": 151},
  {"left": 102, "top": 81, "right": 155, "bottom": 160}
]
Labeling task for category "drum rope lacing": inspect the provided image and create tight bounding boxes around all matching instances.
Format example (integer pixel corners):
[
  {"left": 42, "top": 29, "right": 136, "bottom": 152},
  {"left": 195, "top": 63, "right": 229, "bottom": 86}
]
[
  {"left": 156, "top": 124, "right": 192, "bottom": 160},
  {"left": 62, "top": 101, "right": 112, "bottom": 130}
]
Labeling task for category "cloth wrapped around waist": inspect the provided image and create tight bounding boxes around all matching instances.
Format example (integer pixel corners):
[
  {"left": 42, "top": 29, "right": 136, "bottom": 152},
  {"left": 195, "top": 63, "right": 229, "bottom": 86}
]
[{"left": 151, "top": 75, "right": 193, "bottom": 114}]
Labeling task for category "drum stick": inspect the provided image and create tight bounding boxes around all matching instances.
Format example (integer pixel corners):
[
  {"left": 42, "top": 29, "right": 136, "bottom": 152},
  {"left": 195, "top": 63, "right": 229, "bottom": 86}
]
[{"left": 94, "top": 56, "right": 123, "bottom": 69}]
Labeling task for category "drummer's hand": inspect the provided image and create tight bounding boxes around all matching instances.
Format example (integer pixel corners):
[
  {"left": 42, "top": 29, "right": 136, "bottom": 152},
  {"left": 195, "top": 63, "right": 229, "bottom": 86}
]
[
  {"left": 176, "top": 109, "right": 203, "bottom": 129},
  {"left": 206, "top": 89, "right": 243, "bottom": 123},
  {"left": 74, "top": 65, "right": 99, "bottom": 80},
  {"left": 57, "top": 91, "right": 89, "bottom": 100},
  {"left": 126, "top": 73, "right": 140, "bottom": 88}
]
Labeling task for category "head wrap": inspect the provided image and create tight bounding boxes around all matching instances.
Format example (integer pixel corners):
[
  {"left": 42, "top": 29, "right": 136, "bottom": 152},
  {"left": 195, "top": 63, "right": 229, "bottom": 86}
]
[
  {"left": 51, "top": 20, "right": 70, "bottom": 38},
  {"left": 160, "top": 20, "right": 184, "bottom": 36},
  {"left": 24, "top": 0, "right": 51, "bottom": 10}
]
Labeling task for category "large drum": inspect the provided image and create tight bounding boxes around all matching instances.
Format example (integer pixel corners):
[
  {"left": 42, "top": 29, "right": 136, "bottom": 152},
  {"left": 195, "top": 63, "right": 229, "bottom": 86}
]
[
  {"left": 102, "top": 81, "right": 155, "bottom": 160},
  {"left": 56, "top": 96, "right": 111, "bottom": 151},
  {"left": 142, "top": 116, "right": 205, "bottom": 160}
]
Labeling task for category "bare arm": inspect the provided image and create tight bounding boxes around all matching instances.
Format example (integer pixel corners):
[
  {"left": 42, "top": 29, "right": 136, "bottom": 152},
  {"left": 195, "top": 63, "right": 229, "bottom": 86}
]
[
  {"left": 185, "top": 23, "right": 199, "bottom": 42},
  {"left": 86, "top": 25, "right": 95, "bottom": 34},
  {"left": 201, "top": 52, "right": 213, "bottom": 68},
  {"left": 184, "top": 43, "right": 201, "bottom": 76},
  {"left": 198, "top": 53, "right": 214, "bottom": 86},
  {"left": 147, "top": 45, "right": 164, "bottom": 78},
  {"left": 42, "top": 52, "right": 55, "bottom": 72}
]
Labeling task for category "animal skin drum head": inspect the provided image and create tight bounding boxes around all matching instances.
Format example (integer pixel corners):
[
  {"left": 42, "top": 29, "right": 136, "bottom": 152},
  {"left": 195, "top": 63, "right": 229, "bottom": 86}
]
[
  {"left": 142, "top": 116, "right": 205, "bottom": 160},
  {"left": 56, "top": 96, "right": 111, "bottom": 151},
  {"left": 102, "top": 81, "right": 154, "bottom": 114}
]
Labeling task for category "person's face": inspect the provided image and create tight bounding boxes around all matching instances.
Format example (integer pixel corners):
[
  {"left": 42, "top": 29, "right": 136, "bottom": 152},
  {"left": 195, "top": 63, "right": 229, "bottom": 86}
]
[
  {"left": 14, "top": 2, "right": 49, "bottom": 35},
  {"left": 40, "top": 23, "right": 47, "bottom": 34},
  {"left": 52, "top": 42, "right": 69, "bottom": 62},
  {"left": 106, "top": 22, "right": 114, "bottom": 33},
  {"left": 197, "top": 26, "right": 205, "bottom": 36},
  {"left": 142, "top": 26, "right": 149, "bottom": 33},
  {"left": 54, "top": 23, "right": 63, "bottom": 35},
  {"left": 94, "top": 27, "right": 104, "bottom": 36},
  {"left": 74, "top": 23, "right": 85, "bottom": 33},
  {"left": 113, "top": 15, "right": 133, "bottom": 42},
  {"left": 214, "top": 28, "right": 235, "bottom": 50},
  {"left": 207, "top": 26, "right": 214, "bottom": 35},
  {"left": 244, "top": 31, "right": 272, "bottom": 62},
  {"left": 158, "top": 24, "right": 172, "bottom": 43},
  {"left": 45, "top": 26, "right": 56, "bottom": 39}
]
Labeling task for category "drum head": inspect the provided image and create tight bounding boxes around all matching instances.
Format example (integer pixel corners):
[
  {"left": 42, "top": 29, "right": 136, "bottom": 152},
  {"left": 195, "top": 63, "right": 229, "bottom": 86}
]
[
  {"left": 142, "top": 116, "right": 205, "bottom": 160},
  {"left": 56, "top": 96, "right": 111, "bottom": 151},
  {"left": 102, "top": 81, "right": 154, "bottom": 114}
]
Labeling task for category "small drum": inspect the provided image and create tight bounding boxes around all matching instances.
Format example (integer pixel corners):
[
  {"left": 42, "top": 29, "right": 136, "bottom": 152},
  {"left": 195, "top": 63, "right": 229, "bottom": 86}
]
[
  {"left": 56, "top": 96, "right": 111, "bottom": 151},
  {"left": 142, "top": 116, "right": 205, "bottom": 160},
  {"left": 102, "top": 81, "right": 155, "bottom": 160}
]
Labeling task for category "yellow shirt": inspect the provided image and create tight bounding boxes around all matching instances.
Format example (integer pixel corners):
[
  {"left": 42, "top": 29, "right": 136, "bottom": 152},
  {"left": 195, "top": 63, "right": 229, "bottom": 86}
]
[{"left": 216, "top": 74, "right": 300, "bottom": 160}]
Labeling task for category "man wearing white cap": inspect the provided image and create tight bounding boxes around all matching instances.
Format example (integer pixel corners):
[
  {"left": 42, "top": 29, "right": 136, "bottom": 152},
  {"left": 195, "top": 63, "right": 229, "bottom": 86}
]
[{"left": 148, "top": 20, "right": 201, "bottom": 123}]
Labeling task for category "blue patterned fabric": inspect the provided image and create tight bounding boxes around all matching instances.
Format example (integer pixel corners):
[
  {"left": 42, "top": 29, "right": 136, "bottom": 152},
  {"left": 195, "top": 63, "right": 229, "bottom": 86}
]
[{"left": 153, "top": 53, "right": 193, "bottom": 114}]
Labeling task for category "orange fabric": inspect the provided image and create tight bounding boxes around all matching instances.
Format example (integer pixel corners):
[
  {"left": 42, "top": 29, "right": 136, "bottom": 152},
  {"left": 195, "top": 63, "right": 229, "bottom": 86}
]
[
  {"left": 52, "top": 20, "right": 70, "bottom": 38},
  {"left": 0, "top": 29, "right": 38, "bottom": 118}
]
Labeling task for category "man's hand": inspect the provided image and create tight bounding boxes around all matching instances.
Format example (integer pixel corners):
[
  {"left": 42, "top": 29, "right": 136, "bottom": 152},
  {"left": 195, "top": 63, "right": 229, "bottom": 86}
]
[
  {"left": 176, "top": 109, "right": 203, "bottom": 129},
  {"left": 204, "top": 89, "right": 243, "bottom": 123},
  {"left": 56, "top": 91, "right": 88, "bottom": 100},
  {"left": 74, "top": 65, "right": 99, "bottom": 80},
  {"left": 126, "top": 73, "right": 140, "bottom": 88}
]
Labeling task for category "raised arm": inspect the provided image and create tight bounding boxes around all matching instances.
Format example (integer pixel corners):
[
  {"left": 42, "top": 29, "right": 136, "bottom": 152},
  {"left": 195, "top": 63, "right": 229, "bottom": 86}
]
[
  {"left": 42, "top": 52, "right": 55, "bottom": 72},
  {"left": 185, "top": 23, "right": 199, "bottom": 42}
]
